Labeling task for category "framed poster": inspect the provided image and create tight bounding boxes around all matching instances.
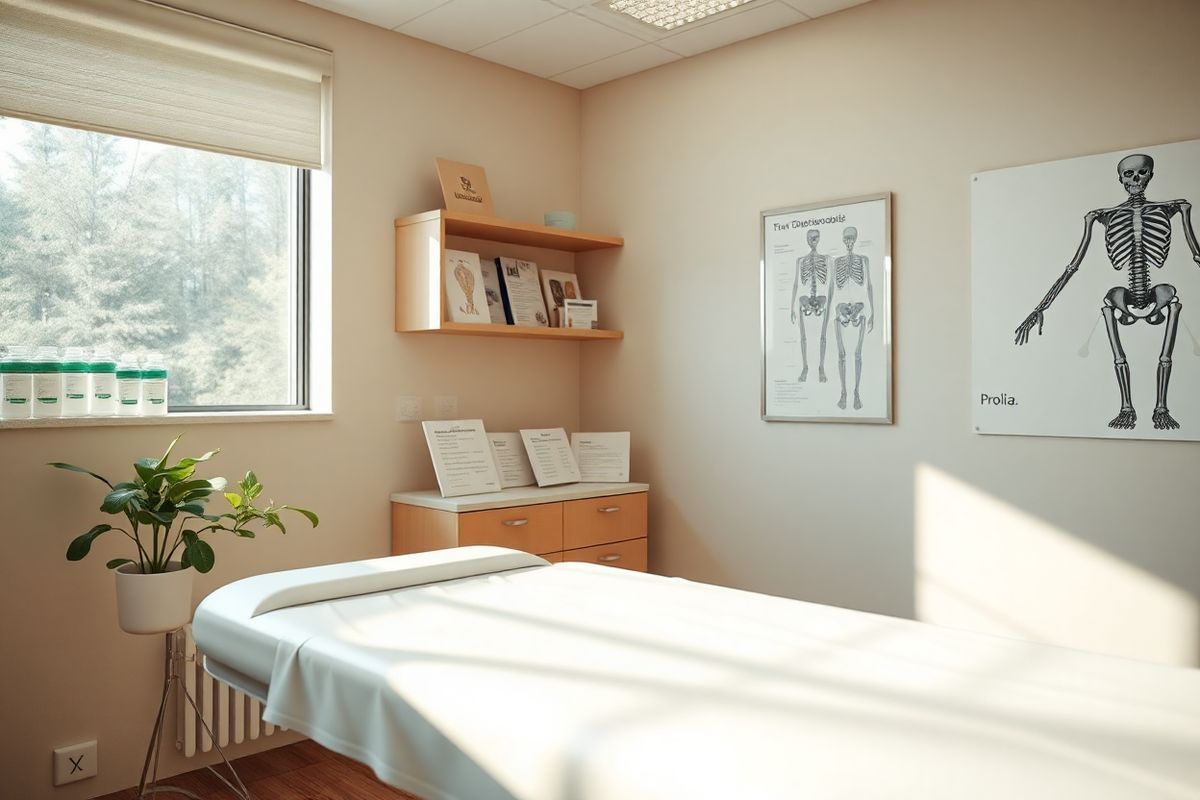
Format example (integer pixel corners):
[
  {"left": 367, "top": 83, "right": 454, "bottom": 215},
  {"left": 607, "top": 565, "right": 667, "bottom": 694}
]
[
  {"left": 761, "top": 193, "right": 893, "bottom": 423},
  {"left": 972, "top": 138, "right": 1200, "bottom": 442}
]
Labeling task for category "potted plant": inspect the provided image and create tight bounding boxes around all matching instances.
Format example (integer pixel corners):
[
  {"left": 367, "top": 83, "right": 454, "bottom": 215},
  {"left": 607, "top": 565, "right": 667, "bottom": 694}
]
[{"left": 51, "top": 435, "right": 318, "bottom": 634}]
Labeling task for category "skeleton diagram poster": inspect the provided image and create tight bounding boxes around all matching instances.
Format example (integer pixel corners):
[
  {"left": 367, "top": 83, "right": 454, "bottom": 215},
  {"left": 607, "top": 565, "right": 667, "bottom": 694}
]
[
  {"left": 972, "top": 138, "right": 1200, "bottom": 441},
  {"left": 762, "top": 193, "right": 892, "bottom": 423}
]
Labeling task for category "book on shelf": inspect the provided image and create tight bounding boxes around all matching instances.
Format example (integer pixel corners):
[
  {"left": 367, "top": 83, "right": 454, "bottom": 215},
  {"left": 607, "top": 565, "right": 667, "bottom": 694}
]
[
  {"left": 444, "top": 249, "right": 490, "bottom": 324},
  {"left": 495, "top": 257, "right": 549, "bottom": 327},
  {"left": 539, "top": 269, "right": 581, "bottom": 326},
  {"left": 478, "top": 257, "right": 507, "bottom": 325}
]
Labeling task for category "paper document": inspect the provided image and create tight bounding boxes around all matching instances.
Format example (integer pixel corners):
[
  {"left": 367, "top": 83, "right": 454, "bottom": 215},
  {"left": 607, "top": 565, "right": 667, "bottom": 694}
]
[
  {"left": 570, "top": 432, "right": 630, "bottom": 482},
  {"left": 422, "top": 419, "right": 502, "bottom": 497},
  {"left": 520, "top": 428, "right": 581, "bottom": 487},
  {"left": 488, "top": 432, "right": 536, "bottom": 488}
]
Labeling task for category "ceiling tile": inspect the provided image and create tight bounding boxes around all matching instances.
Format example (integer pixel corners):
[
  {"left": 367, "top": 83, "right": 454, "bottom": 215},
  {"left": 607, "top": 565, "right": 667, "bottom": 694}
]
[
  {"left": 299, "top": 0, "right": 452, "bottom": 30},
  {"left": 398, "top": 0, "right": 566, "bottom": 53},
  {"left": 658, "top": 1, "right": 806, "bottom": 57},
  {"left": 471, "top": 13, "right": 646, "bottom": 78},
  {"left": 780, "top": 0, "right": 870, "bottom": 18},
  {"left": 552, "top": 44, "right": 680, "bottom": 88}
]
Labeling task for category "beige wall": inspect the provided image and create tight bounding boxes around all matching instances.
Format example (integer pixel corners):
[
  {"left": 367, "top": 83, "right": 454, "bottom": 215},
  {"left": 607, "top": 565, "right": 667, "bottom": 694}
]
[
  {"left": 580, "top": 0, "right": 1200, "bottom": 666},
  {"left": 0, "top": 2, "right": 582, "bottom": 797}
]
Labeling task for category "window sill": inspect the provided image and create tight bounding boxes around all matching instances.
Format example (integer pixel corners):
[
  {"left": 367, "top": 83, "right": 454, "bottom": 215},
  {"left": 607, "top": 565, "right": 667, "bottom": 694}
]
[{"left": 0, "top": 410, "right": 333, "bottom": 430}]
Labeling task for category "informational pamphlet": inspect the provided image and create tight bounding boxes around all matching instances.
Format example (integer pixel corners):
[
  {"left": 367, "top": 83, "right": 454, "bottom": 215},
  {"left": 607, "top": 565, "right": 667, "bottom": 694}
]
[
  {"left": 570, "top": 432, "right": 630, "bottom": 482},
  {"left": 422, "top": 419, "right": 502, "bottom": 497},
  {"left": 519, "top": 428, "right": 581, "bottom": 487},
  {"left": 444, "top": 250, "right": 489, "bottom": 324},
  {"left": 496, "top": 257, "right": 549, "bottom": 326},
  {"left": 539, "top": 269, "right": 581, "bottom": 324},
  {"left": 563, "top": 299, "right": 598, "bottom": 329},
  {"left": 487, "top": 432, "right": 536, "bottom": 488},
  {"left": 478, "top": 257, "right": 507, "bottom": 324}
]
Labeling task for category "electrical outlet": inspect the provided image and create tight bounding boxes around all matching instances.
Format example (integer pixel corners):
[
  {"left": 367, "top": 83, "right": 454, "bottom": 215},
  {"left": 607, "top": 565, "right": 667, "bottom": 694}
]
[
  {"left": 395, "top": 395, "right": 422, "bottom": 422},
  {"left": 433, "top": 395, "right": 458, "bottom": 419},
  {"left": 53, "top": 740, "right": 97, "bottom": 785}
]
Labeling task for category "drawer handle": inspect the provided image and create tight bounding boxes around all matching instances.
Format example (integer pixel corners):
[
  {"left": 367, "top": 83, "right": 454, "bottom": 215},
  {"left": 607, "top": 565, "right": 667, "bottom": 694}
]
[
  {"left": 597, "top": 506, "right": 621, "bottom": 513},
  {"left": 598, "top": 554, "right": 622, "bottom": 563},
  {"left": 502, "top": 518, "right": 529, "bottom": 527}
]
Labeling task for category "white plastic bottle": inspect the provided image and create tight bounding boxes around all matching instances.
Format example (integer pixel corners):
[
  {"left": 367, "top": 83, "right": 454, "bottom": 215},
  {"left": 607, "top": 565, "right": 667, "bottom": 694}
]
[
  {"left": 141, "top": 352, "right": 168, "bottom": 416},
  {"left": 116, "top": 353, "right": 142, "bottom": 416},
  {"left": 61, "top": 346, "right": 91, "bottom": 417},
  {"left": 1, "top": 346, "right": 34, "bottom": 420},
  {"left": 31, "top": 346, "right": 63, "bottom": 419},
  {"left": 89, "top": 347, "right": 118, "bottom": 416}
]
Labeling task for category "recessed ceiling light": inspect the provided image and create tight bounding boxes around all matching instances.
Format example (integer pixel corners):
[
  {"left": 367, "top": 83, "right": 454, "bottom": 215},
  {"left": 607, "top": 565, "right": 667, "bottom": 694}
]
[{"left": 605, "top": 0, "right": 758, "bottom": 32}]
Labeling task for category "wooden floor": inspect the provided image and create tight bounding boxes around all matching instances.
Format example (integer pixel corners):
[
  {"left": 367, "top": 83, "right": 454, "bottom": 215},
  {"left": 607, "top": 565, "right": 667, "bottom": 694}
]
[{"left": 94, "top": 740, "right": 422, "bottom": 800}]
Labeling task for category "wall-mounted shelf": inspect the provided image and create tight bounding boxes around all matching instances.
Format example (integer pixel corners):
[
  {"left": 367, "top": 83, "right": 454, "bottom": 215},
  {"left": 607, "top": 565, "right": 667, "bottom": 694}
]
[{"left": 394, "top": 209, "right": 623, "bottom": 340}]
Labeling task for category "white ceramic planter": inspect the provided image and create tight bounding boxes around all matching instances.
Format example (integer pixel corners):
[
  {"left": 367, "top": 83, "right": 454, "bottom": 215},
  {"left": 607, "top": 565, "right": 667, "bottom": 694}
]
[{"left": 114, "top": 561, "right": 195, "bottom": 634}]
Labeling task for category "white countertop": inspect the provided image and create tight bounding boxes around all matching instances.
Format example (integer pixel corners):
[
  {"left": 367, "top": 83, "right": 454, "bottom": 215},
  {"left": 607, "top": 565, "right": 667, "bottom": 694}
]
[{"left": 390, "top": 482, "right": 649, "bottom": 512}]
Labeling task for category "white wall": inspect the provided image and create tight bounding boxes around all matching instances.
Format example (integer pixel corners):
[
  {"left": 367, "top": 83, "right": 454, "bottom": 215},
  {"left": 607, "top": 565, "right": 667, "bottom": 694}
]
[
  {"left": 0, "top": 2, "right": 583, "bottom": 797},
  {"left": 579, "top": 0, "right": 1200, "bottom": 667}
]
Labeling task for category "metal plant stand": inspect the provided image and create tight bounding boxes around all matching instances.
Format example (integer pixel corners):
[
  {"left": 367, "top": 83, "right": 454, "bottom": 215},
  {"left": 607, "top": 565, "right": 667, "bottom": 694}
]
[{"left": 136, "top": 630, "right": 252, "bottom": 799}]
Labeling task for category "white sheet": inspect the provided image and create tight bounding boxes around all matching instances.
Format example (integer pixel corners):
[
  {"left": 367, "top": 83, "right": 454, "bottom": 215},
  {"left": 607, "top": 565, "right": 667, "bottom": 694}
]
[{"left": 195, "top": 548, "right": 1200, "bottom": 800}]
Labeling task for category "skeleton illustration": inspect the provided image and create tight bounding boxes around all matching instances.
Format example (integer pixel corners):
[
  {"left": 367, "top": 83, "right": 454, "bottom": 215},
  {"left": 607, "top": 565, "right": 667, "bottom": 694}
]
[
  {"left": 790, "top": 229, "right": 830, "bottom": 382},
  {"left": 1015, "top": 154, "right": 1200, "bottom": 430},
  {"left": 453, "top": 259, "right": 478, "bottom": 315},
  {"left": 821, "top": 227, "right": 875, "bottom": 409}
]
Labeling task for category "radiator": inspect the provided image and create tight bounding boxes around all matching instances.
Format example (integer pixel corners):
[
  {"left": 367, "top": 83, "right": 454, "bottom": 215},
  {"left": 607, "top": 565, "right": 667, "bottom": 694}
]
[{"left": 174, "top": 624, "right": 283, "bottom": 757}]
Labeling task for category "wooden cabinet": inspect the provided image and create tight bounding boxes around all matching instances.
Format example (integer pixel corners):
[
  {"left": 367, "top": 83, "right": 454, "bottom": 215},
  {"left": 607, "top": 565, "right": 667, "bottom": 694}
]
[
  {"left": 391, "top": 483, "right": 649, "bottom": 572},
  {"left": 394, "top": 209, "right": 624, "bottom": 341}
]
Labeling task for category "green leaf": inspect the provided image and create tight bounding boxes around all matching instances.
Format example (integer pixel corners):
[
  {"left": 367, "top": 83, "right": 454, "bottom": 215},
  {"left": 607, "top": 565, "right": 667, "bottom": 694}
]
[
  {"left": 182, "top": 531, "right": 215, "bottom": 573},
  {"left": 137, "top": 507, "right": 176, "bottom": 526},
  {"left": 240, "top": 471, "right": 262, "bottom": 500},
  {"left": 155, "top": 435, "right": 184, "bottom": 470},
  {"left": 177, "top": 502, "right": 208, "bottom": 516},
  {"left": 169, "top": 478, "right": 225, "bottom": 503},
  {"left": 48, "top": 462, "right": 114, "bottom": 489},
  {"left": 180, "top": 548, "right": 192, "bottom": 568},
  {"left": 265, "top": 511, "right": 286, "bottom": 534},
  {"left": 66, "top": 524, "right": 113, "bottom": 561},
  {"left": 105, "top": 558, "right": 133, "bottom": 570},
  {"left": 133, "top": 457, "right": 160, "bottom": 487},
  {"left": 282, "top": 506, "right": 319, "bottom": 527},
  {"left": 224, "top": 492, "right": 243, "bottom": 509},
  {"left": 176, "top": 450, "right": 219, "bottom": 470},
  {"left": 101, "top": 486, "right": 144, "bottom": 515},
  {"left": 235, "top": 529, "right": 256, "bottom": 538}
]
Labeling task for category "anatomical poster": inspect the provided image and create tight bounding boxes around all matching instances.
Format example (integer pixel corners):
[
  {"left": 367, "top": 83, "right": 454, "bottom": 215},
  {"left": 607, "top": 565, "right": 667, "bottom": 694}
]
[
  {"left": 762, "top": 193, "right": 892, "bottom": 423},
  {"left": 972, "top": 138, "right": 1200, "bottom": 442}
]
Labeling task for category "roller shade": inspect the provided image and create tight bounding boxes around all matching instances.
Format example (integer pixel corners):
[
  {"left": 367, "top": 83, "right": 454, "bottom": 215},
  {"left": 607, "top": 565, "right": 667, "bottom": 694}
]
[{"left": 0, "top": 0, "right": 332, "bottom": 168}]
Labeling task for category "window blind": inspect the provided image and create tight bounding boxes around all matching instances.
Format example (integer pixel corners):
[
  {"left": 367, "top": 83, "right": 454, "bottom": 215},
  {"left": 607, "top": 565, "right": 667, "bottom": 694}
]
[{"left": 0, "top": 0, "right": 332, "bottom": 169}]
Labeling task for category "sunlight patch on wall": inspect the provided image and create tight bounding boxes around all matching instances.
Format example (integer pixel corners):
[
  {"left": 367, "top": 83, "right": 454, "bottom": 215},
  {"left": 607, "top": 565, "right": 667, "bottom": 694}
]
[{"left": 915, "top": 464, "right": 1196, "bottom": 667}]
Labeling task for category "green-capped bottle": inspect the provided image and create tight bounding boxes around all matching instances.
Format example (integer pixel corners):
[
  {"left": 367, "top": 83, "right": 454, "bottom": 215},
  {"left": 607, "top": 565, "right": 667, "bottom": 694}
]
[
  {"left": 31, "top": 346, "right": 62, "bottom": 419},
  {"left": 89, "top": 347, "right": 118, "bottom": 416},
  {"left": 141, "top": 352, "right": 168, "bottom": 416},
  {"left": 116, "top": 352, "right": 142, "bottom": 416},
  {"left": 1, "top": 345, "right": 34, "bottom": 420},
  {"left": 61, "top": 346, "right": 91, "bottom": 417}
]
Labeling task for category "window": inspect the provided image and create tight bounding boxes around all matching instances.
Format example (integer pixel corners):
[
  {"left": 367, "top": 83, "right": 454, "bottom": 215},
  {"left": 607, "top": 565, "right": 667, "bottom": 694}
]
[
  {"left": 0, "top": 0, "right": 331, "bottom": 413},
  {"left": 0, "top": 117, "right": 307, "bottom": 409}
]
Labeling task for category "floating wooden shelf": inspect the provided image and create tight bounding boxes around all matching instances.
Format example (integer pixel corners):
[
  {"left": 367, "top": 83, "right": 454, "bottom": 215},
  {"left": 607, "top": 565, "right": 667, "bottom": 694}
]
[{"left": 394, "top": 209, "right": 624, "bottom": 339}]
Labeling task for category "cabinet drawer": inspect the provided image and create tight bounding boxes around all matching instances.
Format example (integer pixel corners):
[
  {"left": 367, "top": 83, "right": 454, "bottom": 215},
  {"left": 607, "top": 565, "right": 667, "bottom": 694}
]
[
  {"left": 540, "top": 551, "right": 563, "bottom": 564},
  {"left": 458, "top": 502, "right": 562, "bottom": 555},
  {"left": 563, "top": 492, "right": 647, "bottom": 549},
  {"left": 562, "top": 537, "right": 647, "bottom": 572}
]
